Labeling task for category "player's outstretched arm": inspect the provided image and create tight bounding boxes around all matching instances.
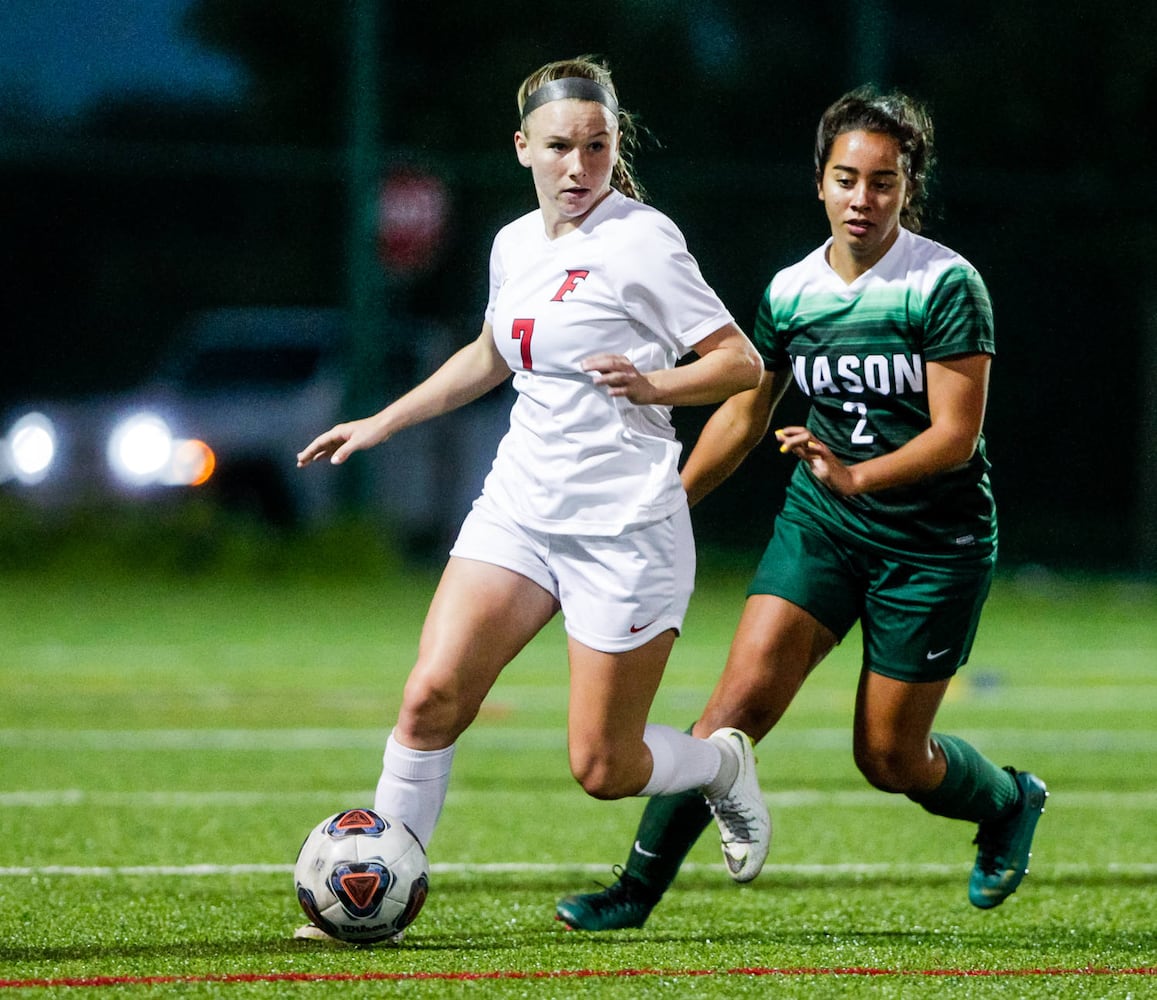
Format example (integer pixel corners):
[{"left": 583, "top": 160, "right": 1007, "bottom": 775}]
[{"left": 297, "top": 323, "right": 510, "bottom": 468}]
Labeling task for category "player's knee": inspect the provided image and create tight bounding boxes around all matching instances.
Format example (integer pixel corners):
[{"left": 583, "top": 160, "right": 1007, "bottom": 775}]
[
  {"left": 397, "top": 673, "right": 474, "bottom": 744},
  {"left": 854, "top": 742, "right": 919, "bottom": 794},
  {"left": 569, "top": 747, "right": 635, "bottom": 800}
]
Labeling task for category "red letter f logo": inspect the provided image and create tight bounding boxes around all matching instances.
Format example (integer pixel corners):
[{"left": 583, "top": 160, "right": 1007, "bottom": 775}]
[{"left": 551, "top": 269, "right": 590, "bottom": 302}]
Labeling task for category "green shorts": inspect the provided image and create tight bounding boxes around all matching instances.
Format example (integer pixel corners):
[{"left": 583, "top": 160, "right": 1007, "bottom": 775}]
[{"left": 747, "top": 511, "right": 994, "bottom": 682}]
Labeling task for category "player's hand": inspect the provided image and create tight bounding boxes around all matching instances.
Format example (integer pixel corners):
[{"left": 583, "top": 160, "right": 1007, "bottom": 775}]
[
  {"left": 580, "top": 353, "right": 657, "bottom": 404},
  {"left": 774, "top": 426, "right": 856, "bottom": 496},
  {"left": 297, "top": 417, "right": 389, "bottom": 467}
]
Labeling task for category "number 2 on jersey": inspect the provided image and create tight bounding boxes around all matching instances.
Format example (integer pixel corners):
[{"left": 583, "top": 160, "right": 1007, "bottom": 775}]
[
  {"left": 511, "top": 319, "right": 535, "bottom": 370},
  {"left": 843, "top": 401, "right": 875, "bottom": 445}
]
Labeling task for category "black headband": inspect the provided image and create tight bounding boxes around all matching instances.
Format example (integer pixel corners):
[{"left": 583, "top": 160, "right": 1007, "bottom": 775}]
[{"left": 520, "top": 77, "right": 620, "bottom": 120}]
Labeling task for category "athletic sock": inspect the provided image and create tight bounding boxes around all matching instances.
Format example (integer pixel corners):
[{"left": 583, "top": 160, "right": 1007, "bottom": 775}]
[
  {"left": 373, "top": 730, "right": 455, "bottom": 850},
  {"left": 637, "top": 723, "right": 723, "bottom": 796},
  {"left": 700, "top": 737, "right": 739, "bottom": 799},
  {"left": 908, "top": 732, "right": 1020, "bottom": 822},
  {"left": 622, "top": 789, "right": 714, "bottom": 898},
  {"left": 621, "top": 722, "right": 718, "bottom": 897}
]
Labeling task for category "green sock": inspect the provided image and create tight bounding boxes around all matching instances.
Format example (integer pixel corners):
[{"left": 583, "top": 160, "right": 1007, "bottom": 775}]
[
  {"left": 622, "top": 722, "right": 713, "bottom": 897},
  {"left": 908, "top": 732, "right": 1019, "bottom": 823},
  {"left": 623, "top": 788, "right": 713, "bottom": 898}
]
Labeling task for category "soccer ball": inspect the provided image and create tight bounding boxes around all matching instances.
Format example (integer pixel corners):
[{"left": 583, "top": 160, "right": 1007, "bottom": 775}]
[{"left": 294, "top": 808, "right": 429, "bottom": 943}]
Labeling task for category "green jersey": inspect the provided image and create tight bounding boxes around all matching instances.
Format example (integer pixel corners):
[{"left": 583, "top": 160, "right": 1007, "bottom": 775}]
[{"left": 753, "top": 227, "right": 997, "bottom": 565}]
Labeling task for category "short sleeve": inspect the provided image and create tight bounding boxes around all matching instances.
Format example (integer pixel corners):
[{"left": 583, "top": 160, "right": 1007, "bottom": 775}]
[
  {"left": 614, "top": 215, "right": 733, "bottom": 354},
  {"left": 482, "top": 234, "right": 505, "bottom": 328},
  {"left": 923, "top": 265, "right": 995, "bottom": 360},
  {"left": 752, "top": 281, "right": 790, "bottom": 369}
]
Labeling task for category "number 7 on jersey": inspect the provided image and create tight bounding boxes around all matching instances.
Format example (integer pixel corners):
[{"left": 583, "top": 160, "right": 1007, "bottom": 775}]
[{"left": 511, "top": 318, "right": 535, "bottom": 370}]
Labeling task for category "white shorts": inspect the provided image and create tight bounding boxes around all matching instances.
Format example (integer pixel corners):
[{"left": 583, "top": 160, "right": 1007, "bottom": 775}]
[{"left": 449, "top": 492, "right": 695, "bottom": 653}]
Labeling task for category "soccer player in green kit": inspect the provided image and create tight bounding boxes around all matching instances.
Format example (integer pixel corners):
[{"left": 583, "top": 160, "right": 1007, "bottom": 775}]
[{"left": 555, "top": 86, "right": 1048, "bottom": 930}]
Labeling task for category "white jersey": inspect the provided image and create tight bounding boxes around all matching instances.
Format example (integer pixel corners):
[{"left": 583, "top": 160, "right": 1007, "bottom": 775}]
[{"left": 481, "top": 189, "right": 733, "bottom": 536}]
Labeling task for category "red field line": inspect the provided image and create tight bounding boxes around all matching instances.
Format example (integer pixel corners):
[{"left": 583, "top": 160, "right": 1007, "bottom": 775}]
[{"left": 2, "top": 967, "right": 1154, "bottom": 988}]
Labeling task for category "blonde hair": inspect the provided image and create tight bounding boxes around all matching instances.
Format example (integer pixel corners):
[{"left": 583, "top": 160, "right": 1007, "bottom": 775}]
[{"left": 517, "top": 55, "right": 646, "bottom": 203}]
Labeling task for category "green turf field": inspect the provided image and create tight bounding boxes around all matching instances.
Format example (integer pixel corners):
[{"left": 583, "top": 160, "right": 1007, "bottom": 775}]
[{"left": 1, "top": 518, "right": 1155, "bottom": 997}]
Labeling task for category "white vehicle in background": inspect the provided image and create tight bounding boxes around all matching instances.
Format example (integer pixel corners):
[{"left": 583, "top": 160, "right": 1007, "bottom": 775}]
[{"left": 1, "top": 306, "right": 507, "bottom": 550}]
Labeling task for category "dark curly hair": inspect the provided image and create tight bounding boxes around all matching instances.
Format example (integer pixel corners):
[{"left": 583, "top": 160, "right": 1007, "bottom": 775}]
[{"left": 814, "top": 86, "right": 936, "bottom": 233}]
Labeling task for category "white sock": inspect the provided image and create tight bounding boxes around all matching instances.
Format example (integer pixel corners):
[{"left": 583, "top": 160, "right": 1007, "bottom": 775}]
[
  {"left": 373, "top": 730, "right": 455, "bottom": 850},
  {"left": 637, "top": 723, "right": 724, "bottom": 796},
  {"left": 701, "top": 738, "right": 739, "bottom": 799}
]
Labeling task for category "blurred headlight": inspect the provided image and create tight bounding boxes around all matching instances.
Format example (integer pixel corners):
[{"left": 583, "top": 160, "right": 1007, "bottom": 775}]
[
  {"left": 4, "top": 412, "right": 57, "bottom": 484},
  {"left": 108, "top": 413, "right": 173, "bottom": 485},
  {"left": 107, "top": 414, "right": 216, "bottom": 488},
  {"left": 163, "top": 439, "right": 216, "bottom": 487}
]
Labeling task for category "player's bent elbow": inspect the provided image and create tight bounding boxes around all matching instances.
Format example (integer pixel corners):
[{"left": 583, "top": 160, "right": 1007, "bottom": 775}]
[
  {"left": 942, "top": 431, "right": 981, "bottom": 471},
  {"left": 737, "top": 349, "right": 765, "bottom": 392}
]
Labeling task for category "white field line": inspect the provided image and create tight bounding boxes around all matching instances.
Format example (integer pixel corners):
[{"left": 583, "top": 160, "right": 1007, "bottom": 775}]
[
  {"left": 4, "top": 788, "right": 1157, "bottom": 809},
  {"left": 1, "top": 861, "right": 1155, "bottom": 879},
  {"left": 2, "top": 727, "right": 1157, "bottom": 752}
]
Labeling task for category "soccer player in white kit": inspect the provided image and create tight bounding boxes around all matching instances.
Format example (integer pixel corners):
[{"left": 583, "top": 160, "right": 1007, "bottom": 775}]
[{"left": 295, "top": 56, "right": 770, "bottom": 937}]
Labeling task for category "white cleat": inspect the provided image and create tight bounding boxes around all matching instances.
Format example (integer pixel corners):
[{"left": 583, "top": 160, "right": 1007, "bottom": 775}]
[
  {"left": 705, "top": 727, "right": 771, "bottom": 883},
  {"left": 294, "top": 923, "right": 340, "bottom": 943},
  {"left": 293, "top": 924, "right": 405, "bottom": 945}
]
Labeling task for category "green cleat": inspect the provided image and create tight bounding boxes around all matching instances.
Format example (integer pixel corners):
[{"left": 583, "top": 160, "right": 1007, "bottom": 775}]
[
  {"left": 555, "top": 870, "right": 658, "bottom": 931},
  {"left": 969, "top": 768, "right": 1048, "bottom": 909}
]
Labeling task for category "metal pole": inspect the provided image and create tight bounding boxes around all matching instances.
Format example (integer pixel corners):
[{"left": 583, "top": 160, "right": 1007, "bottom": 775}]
[
  {"left": 343, "top": 0, "right": 388, "bottom": 510},
  {"left": 1139, "top": 295, "right": 1157, "bottom": 576},
  {"left": 852, "top": 0, "right": 892, "bottom": 88}
]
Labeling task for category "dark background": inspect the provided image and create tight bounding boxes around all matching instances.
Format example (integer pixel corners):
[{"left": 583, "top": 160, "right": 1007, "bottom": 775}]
[{"left": 3, "top": 1, "right": 1154, "bottom": 573}]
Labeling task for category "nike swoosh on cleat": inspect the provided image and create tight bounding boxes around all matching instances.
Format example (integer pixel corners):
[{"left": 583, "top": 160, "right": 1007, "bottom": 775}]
[{"left": 724, "top": 850, "right": 748, "bottom": 874}]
